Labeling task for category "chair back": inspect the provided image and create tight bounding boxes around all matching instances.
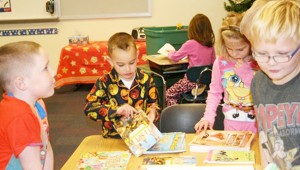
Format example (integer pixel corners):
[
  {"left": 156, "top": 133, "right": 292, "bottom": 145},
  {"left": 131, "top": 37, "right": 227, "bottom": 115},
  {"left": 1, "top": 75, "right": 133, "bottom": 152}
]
[
  {"left": 186, "top": 65, "right": 212, "bottom": 83},
  {"left": 141, "top": 68, "right": 167, "bottom": 109},
  {"left": 159, "top": 103, "right": 224, "bottom": 133},
  {"left": 151, "top": 71, "right": 166, "bottom": 109},
  {"left": 180, "top": 65, "right": 212, "bottom": 103},
  {"left": 214, "top": 105, "right": 224, "bottom": 130}
]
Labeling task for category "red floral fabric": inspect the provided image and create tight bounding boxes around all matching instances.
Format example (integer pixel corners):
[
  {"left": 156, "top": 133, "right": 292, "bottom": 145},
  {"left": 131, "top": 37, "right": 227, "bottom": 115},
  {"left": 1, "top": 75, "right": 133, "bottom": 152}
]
[{"left": 55, "top": 41, "right": 147, "bottom": 88}]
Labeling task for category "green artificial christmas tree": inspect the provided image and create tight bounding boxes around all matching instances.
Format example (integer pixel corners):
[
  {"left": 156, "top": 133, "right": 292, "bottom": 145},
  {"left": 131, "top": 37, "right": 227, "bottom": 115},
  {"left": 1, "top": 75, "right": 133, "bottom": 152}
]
[{"left": 224, "top": 0, "right": 255, "bottom": 13}]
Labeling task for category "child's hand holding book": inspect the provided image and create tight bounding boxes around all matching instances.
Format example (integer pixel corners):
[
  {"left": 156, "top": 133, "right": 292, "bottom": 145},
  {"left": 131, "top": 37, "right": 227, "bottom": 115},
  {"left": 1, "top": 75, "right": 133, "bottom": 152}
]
[{"left": 116, "top": 104, "right": 138, "bottom": 119}]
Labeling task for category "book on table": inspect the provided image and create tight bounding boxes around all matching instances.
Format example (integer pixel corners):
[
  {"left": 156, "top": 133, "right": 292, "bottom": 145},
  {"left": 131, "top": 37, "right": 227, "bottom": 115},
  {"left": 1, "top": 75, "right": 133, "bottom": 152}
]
[
  {"left": 204, "top": 150, "right": 255, "bottom": 165},
  {"left": 113, "top": 109, "right": 162, "bottom": 157},
  {"left": 76, "top": 151, "right": 131, "bottom": 170},
  {"left": 189, "top": 130, "right": 255, "bottom": 152},
  {"left": 140, "top": 156, "right": 197, "bottom": 169},
  {"left": 145, "top": 132, "right": 186, "bottom": 154}
]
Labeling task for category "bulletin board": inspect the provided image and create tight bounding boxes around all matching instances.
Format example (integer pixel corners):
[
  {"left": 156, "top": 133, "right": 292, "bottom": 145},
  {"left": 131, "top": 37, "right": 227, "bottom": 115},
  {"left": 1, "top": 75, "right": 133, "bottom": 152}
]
[
  {"left": 59, "top": 0, "right": 151, "bottom": 20},
  {"left": 0, "top": 0, "right": 59, "bottom": 22}
]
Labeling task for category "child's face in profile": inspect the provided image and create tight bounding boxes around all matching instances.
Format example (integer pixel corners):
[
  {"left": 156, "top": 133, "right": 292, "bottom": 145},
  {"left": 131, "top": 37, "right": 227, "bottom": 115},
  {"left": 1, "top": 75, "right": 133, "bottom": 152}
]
[
  {"left": 26, "top": 48, "right": 55, "bottom": 99},
  {"left": 252, "top": 37, "right": 300, "bottom": 85},
  {"left": 109, "top": 47, "right": 137, "bottom": 81},
  {"left": 224, "top": 38, "right": 251, "bottom": 61}
]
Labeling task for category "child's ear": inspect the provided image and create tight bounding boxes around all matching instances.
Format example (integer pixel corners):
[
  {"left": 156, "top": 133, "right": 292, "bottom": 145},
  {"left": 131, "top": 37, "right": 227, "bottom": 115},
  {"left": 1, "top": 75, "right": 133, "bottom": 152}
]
[
  {"left": 14, "top": 76, "right": 26, "bottom": 91},
  {"left": 107, "top": 56, "right": 113, "bottom": 67}
]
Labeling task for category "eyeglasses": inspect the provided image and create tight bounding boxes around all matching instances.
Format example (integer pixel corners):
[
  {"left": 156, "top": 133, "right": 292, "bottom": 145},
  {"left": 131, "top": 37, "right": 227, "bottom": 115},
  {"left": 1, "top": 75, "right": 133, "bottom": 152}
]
[
  {"left": 252, "top": 45, "right": 300, "bottom": 63},
  {"left": 221, "top": 26, "right": 240, "bottom": 32}
]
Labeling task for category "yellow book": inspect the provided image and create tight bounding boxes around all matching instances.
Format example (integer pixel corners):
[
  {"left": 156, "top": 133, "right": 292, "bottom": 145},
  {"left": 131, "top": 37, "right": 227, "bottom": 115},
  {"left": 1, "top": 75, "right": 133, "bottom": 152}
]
[{"left": 205, "top": 150, "right": 255, "bottom": 165}]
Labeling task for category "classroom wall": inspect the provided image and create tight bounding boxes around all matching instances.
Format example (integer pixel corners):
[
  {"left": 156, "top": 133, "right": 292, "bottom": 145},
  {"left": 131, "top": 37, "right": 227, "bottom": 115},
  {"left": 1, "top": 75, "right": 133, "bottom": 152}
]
[{"left": 0, "top": 0, "right": 227, "bottom": 71}]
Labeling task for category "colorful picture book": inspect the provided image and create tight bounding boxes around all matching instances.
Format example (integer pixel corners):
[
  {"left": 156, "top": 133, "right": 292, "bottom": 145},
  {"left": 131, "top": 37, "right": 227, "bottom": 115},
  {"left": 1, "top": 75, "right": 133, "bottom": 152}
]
[
  {"left": 76, "top": 151, "right": 131, "bottom": 170},
  {"left": 140, "top": 156, "right": 197, "bottom": 169},
  {"left": 113, "top": 109, "right": 162, "bottom": 157},
  {"left": 145, "top": 132, "right": 186, "bottom": 154},
  {"left": 205, "top": 150, "right": 255, "bottom": 165},
  {"left": 189, "top": 130, "right": 255, "bottom": 152}
]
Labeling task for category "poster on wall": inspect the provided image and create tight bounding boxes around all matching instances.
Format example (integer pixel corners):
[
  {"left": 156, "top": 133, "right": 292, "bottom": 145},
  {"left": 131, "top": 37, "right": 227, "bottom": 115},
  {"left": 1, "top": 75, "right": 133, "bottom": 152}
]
[{"left": 0, "top": 0, "right": 11, "bottom": 12}]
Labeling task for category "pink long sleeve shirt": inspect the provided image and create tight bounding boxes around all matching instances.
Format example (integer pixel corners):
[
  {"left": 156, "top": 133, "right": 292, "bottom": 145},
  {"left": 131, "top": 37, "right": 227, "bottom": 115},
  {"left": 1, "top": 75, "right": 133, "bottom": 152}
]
[
  {"left": 201, "top": 57, "right": 259, "bottom": 133},
  {"left": 168, "top": 40, "right": 215, "bottom": 68}
]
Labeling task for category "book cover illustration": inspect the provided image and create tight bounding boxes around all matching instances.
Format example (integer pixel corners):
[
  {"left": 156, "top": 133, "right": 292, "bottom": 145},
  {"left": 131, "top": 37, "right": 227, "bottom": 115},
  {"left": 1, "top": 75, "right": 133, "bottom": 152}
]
[
  {"left": 145, "top": 132, "right": 186, "bottom": 154},
  {"left": 113, "top": 109, "right": 162, "bottom": 157},
  {"left": 189, "top": 130, "right": 255, "bottom": 152},
  {"left": 141, "top": 156, "right": 197, "bottom": 167},
  {"left": 205, "top": 150, "right": 255, "bottom": 165},
  {"left": 77, "top": 151, "right": 131, "bottom": 170}
]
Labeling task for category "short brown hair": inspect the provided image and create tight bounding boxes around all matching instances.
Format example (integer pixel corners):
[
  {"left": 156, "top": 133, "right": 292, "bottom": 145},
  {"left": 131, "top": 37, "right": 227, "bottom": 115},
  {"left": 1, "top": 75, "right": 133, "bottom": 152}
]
[
  {"left": 0, "top": 41, "right": 41, "bottom": 90},
  {"left": 108, "top": 32, "right": 137, "bottom": 56}
]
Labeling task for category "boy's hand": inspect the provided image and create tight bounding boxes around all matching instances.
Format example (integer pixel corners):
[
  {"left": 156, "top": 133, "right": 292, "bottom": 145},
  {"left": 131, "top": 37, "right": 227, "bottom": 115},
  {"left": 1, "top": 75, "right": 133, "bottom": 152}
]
[
  {"left": 116, "top": 104, "right": 138, "bottom": 118},
  {"left": 194, "top": 119, "right": 212, "bottom": 134},
  {"left": 148, "top": 103, "right": 156, "bottom": 122}
]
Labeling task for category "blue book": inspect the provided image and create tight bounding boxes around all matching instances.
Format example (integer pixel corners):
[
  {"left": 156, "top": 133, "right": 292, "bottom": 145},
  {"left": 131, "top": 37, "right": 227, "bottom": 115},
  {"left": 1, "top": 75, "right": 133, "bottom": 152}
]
[{"left": 145, "top": 132, "right": 186, "bottom": 154}]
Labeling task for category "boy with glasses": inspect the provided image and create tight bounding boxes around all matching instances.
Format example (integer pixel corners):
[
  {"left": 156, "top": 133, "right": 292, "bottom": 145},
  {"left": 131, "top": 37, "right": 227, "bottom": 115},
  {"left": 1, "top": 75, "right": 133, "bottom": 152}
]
[{"left": 241, "top": 0, "right": 300, "bottom": 169}]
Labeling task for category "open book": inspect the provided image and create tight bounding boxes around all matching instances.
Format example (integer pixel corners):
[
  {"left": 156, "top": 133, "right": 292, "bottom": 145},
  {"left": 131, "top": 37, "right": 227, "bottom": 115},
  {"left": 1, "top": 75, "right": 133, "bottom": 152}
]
[
  {"left": 145, "top": 132, "right": 186, "bottom": 154},
  {"left": 76, "top": 151, "right": 131, "bottom": 170},
  {"left": 113, "top": 109, "right": 162, "bottom": 157},
  {"left": 189, "top": 130, "right": 255, "bottom": 152},
  {"left": 157, "top": 43, "right": 176, "bottom": 56}
]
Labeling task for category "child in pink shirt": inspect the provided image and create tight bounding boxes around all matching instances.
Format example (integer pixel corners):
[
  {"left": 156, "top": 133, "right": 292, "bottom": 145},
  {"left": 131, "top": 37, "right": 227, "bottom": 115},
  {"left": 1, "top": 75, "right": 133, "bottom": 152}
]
[
  {"left": 166, "top": 13, "right": 216, "bottom": 106},
  {"left": 194, "top": 12, "right": 259, "bottom": 133}
]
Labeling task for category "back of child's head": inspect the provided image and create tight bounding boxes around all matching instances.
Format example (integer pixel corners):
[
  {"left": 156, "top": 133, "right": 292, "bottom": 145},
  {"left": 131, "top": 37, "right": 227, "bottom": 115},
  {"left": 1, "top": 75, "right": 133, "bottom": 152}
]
[
  {"left": 108, "top": 32, "right": 137, "bottom": 57},
  {"left": 217, "top": 12, "right": 249, "bottom": 58},
  {"left": 241, "top": 0, "right": 300, "bottom": 45},
  {"left": 188, "top": 13, "right": 215, "bottom": 47},
  {"left": 0, "top": 41, "right": 41, "bottom": 91}
]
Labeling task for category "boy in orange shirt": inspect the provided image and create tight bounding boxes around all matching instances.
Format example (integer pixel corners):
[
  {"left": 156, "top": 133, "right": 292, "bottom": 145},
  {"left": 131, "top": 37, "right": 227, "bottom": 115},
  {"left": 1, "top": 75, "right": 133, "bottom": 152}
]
[{"left": 0, "top": 41, "right": 55, "bottom": 169}]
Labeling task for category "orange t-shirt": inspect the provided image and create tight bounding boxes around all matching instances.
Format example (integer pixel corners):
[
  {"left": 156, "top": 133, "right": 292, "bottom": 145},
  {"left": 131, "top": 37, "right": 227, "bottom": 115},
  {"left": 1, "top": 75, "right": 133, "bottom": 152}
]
[{"left": 0, "top": 94, "right": 42, "bottom": 169}]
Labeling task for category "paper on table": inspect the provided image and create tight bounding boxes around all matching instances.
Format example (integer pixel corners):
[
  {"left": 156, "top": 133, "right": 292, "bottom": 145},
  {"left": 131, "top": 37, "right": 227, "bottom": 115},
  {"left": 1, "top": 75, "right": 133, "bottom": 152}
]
[
  {"left": 157, "top": 43, "right": 176, "bottom": 56},
  {"left": 145, "top": 165, "right": 254, "bottom": 170}
]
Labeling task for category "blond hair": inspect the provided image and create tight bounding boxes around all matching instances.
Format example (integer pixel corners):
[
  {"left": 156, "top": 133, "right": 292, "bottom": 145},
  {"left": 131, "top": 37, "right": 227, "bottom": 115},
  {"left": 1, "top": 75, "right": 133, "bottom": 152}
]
[
  {"left": 108, "top": 32, "right": 137, "bottom": 56},
  {"left": 0, "top": 41, "right": 41, "bottom": 90},
  {"left": 241, "top": 0, "right": 300, "bottom": 44},
  {"left": 216, "top": 12, "right": 249, "bottom": 59}
]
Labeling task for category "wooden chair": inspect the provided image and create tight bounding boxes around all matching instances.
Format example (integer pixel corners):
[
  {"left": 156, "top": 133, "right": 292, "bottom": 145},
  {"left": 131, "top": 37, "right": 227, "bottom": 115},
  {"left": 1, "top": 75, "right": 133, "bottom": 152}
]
[
  {"left": 159, "top": 103, "right": 224, "bottom": 133},
  {"left": 180, "top": 65, "right": 212, "bottom": 104}
]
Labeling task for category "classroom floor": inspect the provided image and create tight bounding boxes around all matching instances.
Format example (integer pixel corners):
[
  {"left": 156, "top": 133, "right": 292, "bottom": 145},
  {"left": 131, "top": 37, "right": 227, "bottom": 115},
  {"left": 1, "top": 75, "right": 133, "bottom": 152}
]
[{"left": 45, "top": 84, "right": 101, "bottom": 169}]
